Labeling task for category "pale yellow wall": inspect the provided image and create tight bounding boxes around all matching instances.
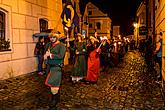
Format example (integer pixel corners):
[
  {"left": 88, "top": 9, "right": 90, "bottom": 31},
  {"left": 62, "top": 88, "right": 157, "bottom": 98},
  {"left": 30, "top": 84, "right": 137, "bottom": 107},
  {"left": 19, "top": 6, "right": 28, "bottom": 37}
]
[
  {"left": 135, "top": 2, "right": 146, "bottom": 45},
  {"left": 82, "top": 8, "right": 89, "bottom": 37},
  {"left": 83, "top": 2, "right": 111, "bottom": 39},
  {"left": 155, "top": 0, "right": 165, "bottom": 80},
  {"left": 0, "top": 0, "right": 63, "bottom": 80},
  {"left": 113, "top": 26, "right": 120, "bottom": 37}
]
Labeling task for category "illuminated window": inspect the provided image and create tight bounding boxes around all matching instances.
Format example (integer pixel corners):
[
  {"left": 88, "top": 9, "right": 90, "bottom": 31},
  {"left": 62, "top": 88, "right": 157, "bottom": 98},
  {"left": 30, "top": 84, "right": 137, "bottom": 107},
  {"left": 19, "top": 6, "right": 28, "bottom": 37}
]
[{"left": 39, "top": 19, "right": 48, "bottom": 32}]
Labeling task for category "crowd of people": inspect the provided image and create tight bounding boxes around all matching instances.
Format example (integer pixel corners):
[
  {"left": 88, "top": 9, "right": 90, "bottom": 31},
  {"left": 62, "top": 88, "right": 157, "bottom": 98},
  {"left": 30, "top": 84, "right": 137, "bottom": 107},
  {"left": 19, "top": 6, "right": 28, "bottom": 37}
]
[
  {"left": 34, "top": 31, "right": 164, "bottom": 109},
  {"left": 34, "top": 31, "right": 131, "bottom": 109}
]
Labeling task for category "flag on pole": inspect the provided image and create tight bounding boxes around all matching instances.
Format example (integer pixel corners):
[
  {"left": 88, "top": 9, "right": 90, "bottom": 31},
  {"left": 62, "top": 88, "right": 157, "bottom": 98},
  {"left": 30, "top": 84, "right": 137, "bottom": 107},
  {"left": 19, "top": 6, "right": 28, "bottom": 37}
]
[{"left": 61, "top": 1, "right": 79, "bottom": 31}]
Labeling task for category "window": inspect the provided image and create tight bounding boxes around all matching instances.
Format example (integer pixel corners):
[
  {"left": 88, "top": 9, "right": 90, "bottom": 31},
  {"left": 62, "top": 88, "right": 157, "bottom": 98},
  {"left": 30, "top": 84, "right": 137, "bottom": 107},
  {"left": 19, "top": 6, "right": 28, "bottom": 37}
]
[
  {"left": 84, "top": 16, "right": 88, "bottom": 25},
  {"left": 88, "top": 11, "right": 92, "bottom": 15},
  {"left": 85, "top": 16, "right": 88, "bottom": 23},
  {"left": 96, "top": 22, "right": 101, "bottom": 30},
  {"left": 0, "top": 10, "right": 10, "bottom": 51},
  {"left": 89, "top": 23, "right": 92, "bottom": 28},
  {"left": 155, "top": 6, "right": 157, "bottom": 11},
  {"left": 0, "top": 11, "right": 5, "bottom": 41},
  {"left": 39, "top": 19, "right": 48, "bottom": 32}
]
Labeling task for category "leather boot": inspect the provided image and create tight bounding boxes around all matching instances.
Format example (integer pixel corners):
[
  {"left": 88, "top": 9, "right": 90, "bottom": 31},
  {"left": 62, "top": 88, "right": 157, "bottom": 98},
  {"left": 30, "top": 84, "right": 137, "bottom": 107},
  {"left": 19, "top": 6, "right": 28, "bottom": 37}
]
[{"left": 49, "top": 93, "right": 60, "bottom": 109}]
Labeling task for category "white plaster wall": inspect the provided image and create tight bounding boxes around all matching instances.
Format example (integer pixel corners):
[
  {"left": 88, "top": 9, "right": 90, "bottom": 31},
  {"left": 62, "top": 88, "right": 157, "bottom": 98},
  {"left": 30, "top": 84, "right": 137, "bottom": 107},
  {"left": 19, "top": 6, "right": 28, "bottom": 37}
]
[
  {"left": 20, "top": 29, "right": 33, "bottom": 43},
  {"left": 0, "top": 0, "right": 63, "bottom": 80},
  {"left": 0, "top": 57, "right": 37, "bottom": 80},
  {"left": 0, "top": 61, "right": 13, "bottom": 79},
  {"left": 12, "top": 44, "right": 28, "bottom": 60},
  {"left": 2, "top": 0, "right": 18, "bottom": 13},
  {"left": 0, "top": 54, "right": 12, "bottom": 62},
  {"left": 12, "top": 13, "right": 26, "bottom": 29}
]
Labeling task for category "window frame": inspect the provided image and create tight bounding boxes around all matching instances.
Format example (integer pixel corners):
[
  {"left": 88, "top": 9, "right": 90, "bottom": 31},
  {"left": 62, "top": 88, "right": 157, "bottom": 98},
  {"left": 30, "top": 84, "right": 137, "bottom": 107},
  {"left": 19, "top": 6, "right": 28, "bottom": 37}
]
[
  {"left": 96, "top": 22, "right": 101, "bottom": 30},
  {"left": 89, "top": 23, "right": 92, "bottom": 28},
  {"left": 0, "top": 10, "right": 6, "bottom": 41},
  {"left": 39, "top": 18, "right": 48, "bottom": 32},
  {"left": 0, "top": 7, "right": 11, "bottom": 52},
  {"left": 88, "top": 11, "right": 92, "bottom": 15}
]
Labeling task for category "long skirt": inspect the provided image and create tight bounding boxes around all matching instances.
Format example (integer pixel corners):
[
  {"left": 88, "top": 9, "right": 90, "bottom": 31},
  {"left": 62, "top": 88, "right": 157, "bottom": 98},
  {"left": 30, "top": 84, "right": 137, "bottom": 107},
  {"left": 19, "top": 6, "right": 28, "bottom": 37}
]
[
  {"left": 86, "top": 49, "right": 100, "bottom": 82},
  {"left": 72, "top": 54, "right": 87, "bottom": 79}
]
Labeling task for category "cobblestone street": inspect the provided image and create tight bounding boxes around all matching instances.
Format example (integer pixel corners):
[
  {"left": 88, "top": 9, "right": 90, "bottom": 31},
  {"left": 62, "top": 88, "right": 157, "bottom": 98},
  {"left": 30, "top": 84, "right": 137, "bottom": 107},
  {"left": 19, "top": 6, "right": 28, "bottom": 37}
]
[{"left": 0, "top": 51, "right": 165, "bottom": 110}]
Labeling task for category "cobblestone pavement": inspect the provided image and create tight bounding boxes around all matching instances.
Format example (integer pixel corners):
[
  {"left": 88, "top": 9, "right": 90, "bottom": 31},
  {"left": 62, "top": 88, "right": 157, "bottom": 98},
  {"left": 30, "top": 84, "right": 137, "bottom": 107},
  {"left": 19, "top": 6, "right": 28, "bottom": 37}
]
[{"left": 0, "top": 51, "right": 165, "bottom": 110}]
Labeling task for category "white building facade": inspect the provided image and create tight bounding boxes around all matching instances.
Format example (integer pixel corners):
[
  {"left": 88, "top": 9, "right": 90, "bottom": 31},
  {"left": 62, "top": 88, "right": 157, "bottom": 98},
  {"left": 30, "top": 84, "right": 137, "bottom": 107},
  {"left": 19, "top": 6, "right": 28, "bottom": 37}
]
[{"left": 0, "top": 0, "right": 63, "bottom": 80}]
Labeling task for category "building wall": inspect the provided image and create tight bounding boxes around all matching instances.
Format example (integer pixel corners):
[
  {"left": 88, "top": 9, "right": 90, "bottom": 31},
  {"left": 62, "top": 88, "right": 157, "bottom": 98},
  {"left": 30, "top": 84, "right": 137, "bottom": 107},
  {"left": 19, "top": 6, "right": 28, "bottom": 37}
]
[
  {"left": 135, "top": 1, "right": 146, "bottom": 46},
  {"left": 82, "top": 2, "right": 111, "bottom": 39},
  {"left": 82, "top": 5, "right": 88, "bottom": 38},
  {"left": 155, "top": 0, "right": 165, "bottom": 80},
  {"left": 113, "top": 26, "right": 120, "bottom": 37},
  {"left": 0, "top": 0, "right": 63, "bottom": 80}
]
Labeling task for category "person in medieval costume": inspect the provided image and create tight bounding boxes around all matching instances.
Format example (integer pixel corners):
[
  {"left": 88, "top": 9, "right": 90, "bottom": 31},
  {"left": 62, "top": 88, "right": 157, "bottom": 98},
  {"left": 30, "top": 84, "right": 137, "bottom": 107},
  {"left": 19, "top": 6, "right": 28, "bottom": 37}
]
[
  {"left": 44, "top": 32, "right": 66, "bottom": 109},
  {"left": 71, "top": 33, "right": 87, "bottom": 83},
  {"left": 86, "top": 36, "right": 101, "bottom": 84},
  {"left": 100, "top": 36, "right": 110, "bottom": 72}
]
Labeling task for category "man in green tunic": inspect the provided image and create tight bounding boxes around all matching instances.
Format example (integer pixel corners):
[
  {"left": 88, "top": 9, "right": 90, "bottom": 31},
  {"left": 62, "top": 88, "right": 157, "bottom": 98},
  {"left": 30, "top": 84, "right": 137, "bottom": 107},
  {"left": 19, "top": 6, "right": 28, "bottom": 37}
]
[{"left": 44, "top": 32, "right": 66, "bottom": 109}]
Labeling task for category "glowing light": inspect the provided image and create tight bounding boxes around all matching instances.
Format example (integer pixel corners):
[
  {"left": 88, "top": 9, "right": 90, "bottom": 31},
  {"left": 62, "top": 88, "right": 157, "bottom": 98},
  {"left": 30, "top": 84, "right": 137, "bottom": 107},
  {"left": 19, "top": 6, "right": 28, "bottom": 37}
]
[
  {"left": 133, "top": 23, "right": 139, "bottom": 28},
  {"left": 118, "top": 42, "right": 121, "bottom": 45},
  {"left": 100, "top": 36, "right": 108, "bottom": 40},
  {"left": 64, "top": 27, "right": 68, "bottom": 31},
  {"left": 114, "top": 42, "right": 117, "bottom": 47}
]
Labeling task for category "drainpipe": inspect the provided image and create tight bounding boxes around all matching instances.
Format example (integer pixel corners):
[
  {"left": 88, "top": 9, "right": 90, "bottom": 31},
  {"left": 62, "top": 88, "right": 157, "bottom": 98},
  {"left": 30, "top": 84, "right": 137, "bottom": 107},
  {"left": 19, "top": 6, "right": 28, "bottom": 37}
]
[{"left": 152, "top": 0, "right": 156, "bottom": 48}]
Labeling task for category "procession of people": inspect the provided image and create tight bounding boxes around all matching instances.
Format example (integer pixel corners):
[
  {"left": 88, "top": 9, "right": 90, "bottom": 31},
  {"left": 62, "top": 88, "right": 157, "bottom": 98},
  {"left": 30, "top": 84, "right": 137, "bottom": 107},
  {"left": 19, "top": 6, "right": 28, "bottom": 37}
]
[{"left": 34, "top": 29, "right": 129, "bottom": 110}]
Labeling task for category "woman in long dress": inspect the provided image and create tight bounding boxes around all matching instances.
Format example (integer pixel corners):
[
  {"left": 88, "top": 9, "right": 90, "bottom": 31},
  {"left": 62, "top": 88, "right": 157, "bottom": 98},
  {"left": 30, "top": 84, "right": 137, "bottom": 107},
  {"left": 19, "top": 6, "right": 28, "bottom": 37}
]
[
  {"left": 86, "top": 36, "right": 101, "bottom": 84},
  {"left": 71, "top": 34, "right": 87, "bottom": 83}
]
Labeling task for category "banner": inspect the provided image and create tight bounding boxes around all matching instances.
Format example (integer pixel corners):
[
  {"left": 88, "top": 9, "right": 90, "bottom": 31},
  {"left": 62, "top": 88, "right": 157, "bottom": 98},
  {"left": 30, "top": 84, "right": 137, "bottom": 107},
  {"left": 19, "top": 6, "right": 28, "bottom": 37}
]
[{"left": 61, "top": 1, "right": 79, "bottom": 31}]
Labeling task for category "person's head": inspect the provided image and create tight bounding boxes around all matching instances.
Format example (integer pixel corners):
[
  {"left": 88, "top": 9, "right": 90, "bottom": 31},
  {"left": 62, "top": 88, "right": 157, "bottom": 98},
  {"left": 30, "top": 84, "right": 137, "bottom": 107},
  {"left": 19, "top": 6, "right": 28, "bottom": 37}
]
[
  {"left": 90, "top": 36, "right": 99, "bottom": 44},
  {"left": 39, "top": 36, "right": 44, "bottom": 42},
  {"left": 77, "top": 33, "right": 82, "bottom": 42},
  {"left": 100, "top": 36, "right": 107, "bottom": 43},
  {"left": 49, "top": 32, "right": 60, "bottom": 43}
]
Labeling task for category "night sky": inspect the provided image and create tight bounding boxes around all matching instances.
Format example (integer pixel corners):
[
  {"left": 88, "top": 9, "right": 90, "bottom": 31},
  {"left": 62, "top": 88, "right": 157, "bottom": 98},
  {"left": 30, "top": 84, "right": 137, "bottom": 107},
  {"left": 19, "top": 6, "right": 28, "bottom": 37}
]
[{"left": 79, "top": 0, "right": 143, "bottom": 36}]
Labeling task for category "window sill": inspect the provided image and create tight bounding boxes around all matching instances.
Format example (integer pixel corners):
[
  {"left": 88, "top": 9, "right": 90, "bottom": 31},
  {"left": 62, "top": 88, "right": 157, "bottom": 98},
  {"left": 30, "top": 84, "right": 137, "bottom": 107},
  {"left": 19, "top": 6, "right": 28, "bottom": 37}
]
[{"left": 0, "top": 49, "right": 12, "bottom": 54}]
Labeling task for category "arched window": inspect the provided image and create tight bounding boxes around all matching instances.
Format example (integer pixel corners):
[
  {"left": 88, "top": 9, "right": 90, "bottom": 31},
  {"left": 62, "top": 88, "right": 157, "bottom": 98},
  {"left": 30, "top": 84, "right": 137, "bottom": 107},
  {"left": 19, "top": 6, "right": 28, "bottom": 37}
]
[{"left": 39, "top": 19, "right": 48, "bottom": 32}]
